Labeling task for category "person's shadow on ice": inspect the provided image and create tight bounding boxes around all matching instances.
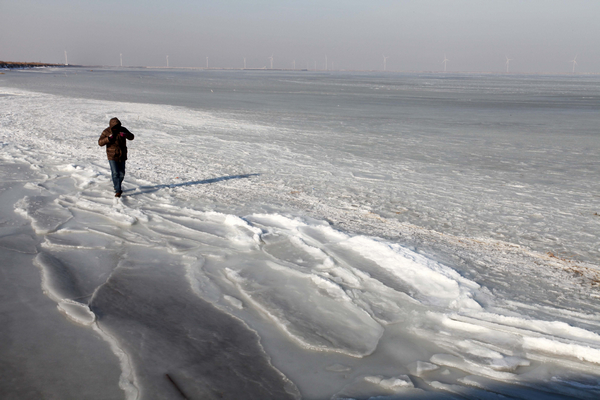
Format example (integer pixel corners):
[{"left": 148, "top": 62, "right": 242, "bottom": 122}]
[{"left": 123, "top": 173, "right": 260, "bottom": 196}]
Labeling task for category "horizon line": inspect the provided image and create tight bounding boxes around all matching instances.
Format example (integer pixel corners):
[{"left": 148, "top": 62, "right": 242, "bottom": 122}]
[{"left": 2, "top": 61, "right": 599, "bottom": 76}]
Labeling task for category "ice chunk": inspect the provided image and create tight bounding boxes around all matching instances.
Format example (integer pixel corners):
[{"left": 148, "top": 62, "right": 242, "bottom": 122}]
[
  {"left": 153, "top": 213, "right": 258, "bottom": 250},
  {"left": 223, "top": 295, "right": 244, "bottom": 310},
  {"left": 440, "top": 314, "right": 491, "bottom": 333},
  {"left": 487, "top": 356, "right": 530, "bottom": 372},
  {"left": 338, "top": 235, "right": 480, "bottom": 309},
  {"left": 457, "top": 375, "right": 574, "bottom": 399},
  {"left": 246, "top": 214, "right": 309, "bottom": 230},
  {"left": 428, "top": 380, "right": 506, "bottom": 399},
  {"left": 0, "top": 233, "right": 37, "bottom": 254},
  {"left": 211, "top": 211, "right": 262, "bottom": 245},
  {"left": 332, "top": 374, "right": 419, "bottom": 399},
  {"left": 430, "top": 353, "right": 517, "bottom": 380},
  {"left": 165, "top": 237, "right": 199, "bottom": 253},
  {"left": 259, "top": 231, "right": 336, "bottom": 274},
  {"left": 57, "top": 300, "right": 96, "bottom": 325},
  {"left": 454, "top": 339, "right": 504, "bottom": 358},
  {"left": 58, "top": 196, "right": 144, "bottom": 225},
  {"left": 15, "top": 196, "right": 72, "bottom": 234},
  {"left": 325, "top": 363, "right": 352, "bottom": 372},
  {"left": 407, "top": 360, "right": 440, "bottom": 377},
  {"left": 550, "top": 376, "right": 600, "bottom": 392},
  {"left": 377, "top": 375, "right": 415, "bottom": 390},
  {"left": 457, "top": 312, "right": 600, "bottom": 345},
  {"left": 522, "top": 337, "right": 600, "bottom": 364},
  {"left": 43, "top": 229, "right": 120, "bottom": 250},
  {"left": 35, "top": 252, "right": 85, "bottom": 303},
  {"left": 58, "top": 164, "right": 84, "bottom": 172},
  {"left": 225, "top": 262, "right": 384, "bottom": 357},
  {"left": 183, "top": 255, "right": 222, "bottom": 304}
]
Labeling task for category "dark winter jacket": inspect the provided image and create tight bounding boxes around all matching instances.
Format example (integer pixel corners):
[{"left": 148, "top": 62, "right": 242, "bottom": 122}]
[{"left": 98, "top": 118, "right": 134, "bottom": 161}]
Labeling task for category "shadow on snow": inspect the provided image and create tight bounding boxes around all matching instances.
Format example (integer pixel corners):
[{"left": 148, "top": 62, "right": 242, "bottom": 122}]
[{"left": 123, "top": 173, "right": 260, "bottom": 196}]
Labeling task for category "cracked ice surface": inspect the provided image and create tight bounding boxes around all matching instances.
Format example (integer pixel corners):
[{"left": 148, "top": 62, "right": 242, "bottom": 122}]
[{"left": 1, "top": 69, "right": 600, "bottom": 399}]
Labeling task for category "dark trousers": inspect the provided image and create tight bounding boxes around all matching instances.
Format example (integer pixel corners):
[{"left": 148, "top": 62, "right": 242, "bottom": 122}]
[{"left": 108, "top": 160, "right": 126, "bottom": 193}]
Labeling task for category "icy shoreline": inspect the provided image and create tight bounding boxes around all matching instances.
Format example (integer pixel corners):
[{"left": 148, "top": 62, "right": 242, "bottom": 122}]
[{"left": 2, "top": 82, "right": 600, "bottom": 399}]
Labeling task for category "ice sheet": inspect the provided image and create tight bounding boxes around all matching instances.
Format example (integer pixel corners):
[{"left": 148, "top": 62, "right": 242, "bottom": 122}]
[{"left": 1, "top": 71, "right": 600, "bottom": 399}]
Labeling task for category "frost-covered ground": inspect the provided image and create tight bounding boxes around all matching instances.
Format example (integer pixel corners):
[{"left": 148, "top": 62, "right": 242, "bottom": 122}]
[{"left": 1, "top": 69, "right": 600, "bottom": 399}]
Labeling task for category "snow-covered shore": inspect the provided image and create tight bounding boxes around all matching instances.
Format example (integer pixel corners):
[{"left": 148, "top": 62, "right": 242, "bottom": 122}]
[{"left": 1, "top": 72, "right": 600, "bottom": 399}]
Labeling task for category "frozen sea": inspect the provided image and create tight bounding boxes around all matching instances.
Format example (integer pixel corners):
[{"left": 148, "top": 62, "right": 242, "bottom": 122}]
[{"left": 1, "top": 67, "right": 599, "bottom": 399}]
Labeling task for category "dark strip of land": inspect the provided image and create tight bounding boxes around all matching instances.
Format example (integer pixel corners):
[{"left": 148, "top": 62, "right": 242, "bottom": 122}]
[{"left": 1, "top": 61, "right": 65, "bottom": 69}]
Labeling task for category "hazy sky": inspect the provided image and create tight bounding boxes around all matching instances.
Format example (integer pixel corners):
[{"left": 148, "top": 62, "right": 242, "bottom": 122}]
[{"left": 2, "top": 0, "right": 599, "bottom": 73}]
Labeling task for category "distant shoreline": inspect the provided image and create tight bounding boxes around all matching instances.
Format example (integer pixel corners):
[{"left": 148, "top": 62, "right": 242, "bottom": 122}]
[
  {"left": 1, "top": 61, "right": 598, "bottom": 76},
  {"left": 142, "top": 66, "right": 600, "bottom": 76},
  {"left": 0, "top": 61, "right": 72, "bottom": 69}
]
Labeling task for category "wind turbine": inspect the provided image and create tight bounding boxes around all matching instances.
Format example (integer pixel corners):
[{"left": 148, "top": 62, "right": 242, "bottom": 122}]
[
  {"left": 325, "top": 55, "right": 328, "bottom": 71},
  {"left": 442, "top": 54, "right": 449, "bottom": 72},
  {"left": 269, "top": 55, "right": 273, "bottom": 69},
  {"left": 383, "top": 55, "right": 389, "bottom": 71},
  {"left": 243, "top": 57, "right": 246, "bottom": 69},
  {"left": 166, "top": 55, "right": 169, "bottom": 68},
  {"left": 64, "top": 50, "right": 68, "bottom": 66},
  {"left": 292, "top": 60, "right": 296, "bottom": 70},
  {"left": 570, "top": 55, "right": 578, "bottom": 73},
  {"left": 206, "top": 57, "right": 209, "bottom": 69},
  {"left": 505, "top": 56, "right": 512, "bottom": 73},
  {"left": 120, "top": 53, "right": 123, "bottom": 67}
]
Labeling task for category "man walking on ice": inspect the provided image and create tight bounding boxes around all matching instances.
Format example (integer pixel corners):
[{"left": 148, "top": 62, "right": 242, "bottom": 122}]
[{"left": 98, "top": 117, "right": 134, "bottom": 197}]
